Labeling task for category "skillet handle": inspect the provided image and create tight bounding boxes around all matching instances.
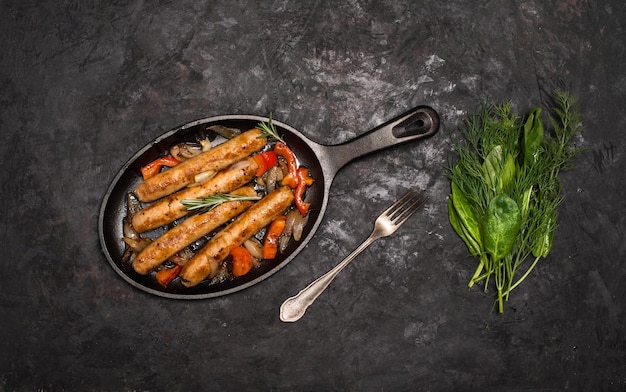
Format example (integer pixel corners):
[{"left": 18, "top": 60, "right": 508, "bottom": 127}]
[{"left": 317, "top": 106, "right": 440, "bottom": 180}]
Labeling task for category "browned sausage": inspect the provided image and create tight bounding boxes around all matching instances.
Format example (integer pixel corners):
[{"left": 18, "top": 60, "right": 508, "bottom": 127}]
[
  {"left": 131, "top": 157, "right": 259, "bottom": 233},
  {"left": 179, "top": 186, "right": 295, "bottom": 287},
  {"left": 134, "top": 129, "right": 266, "bottom": 202},
  {"left": 132, "top": 186, "right": 258, "bottom": 275}
]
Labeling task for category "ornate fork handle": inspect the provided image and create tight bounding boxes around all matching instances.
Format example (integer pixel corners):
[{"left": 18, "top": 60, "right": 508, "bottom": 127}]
[{"left": 280, "top": 234, "right": 381, "bottom": 323}]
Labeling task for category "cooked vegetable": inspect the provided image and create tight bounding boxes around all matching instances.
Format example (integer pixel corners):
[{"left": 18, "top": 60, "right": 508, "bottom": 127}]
[
  {"left": 291, "top": 211, "right": 308, "bottom": 241},
  {"left": 122, "top": 192, "right": 144, "bottom": 262},
  {"left": 263, "top": 215, "right": 287, "bottom": 259},
  {"left": 140, "top": 156, "right": 181, "bottom": 180},
  {"left": 170, "top": 143, "right": 203, "bottom": 161},
  {"left": 253, "top": 151, "right": 279, "bottom": 177},
  {"left": 447, "top": 90, "right": 582, "bottom": 313},
  {"left": 190, "top": 170, "right": 216, "bottom": 187},
  {"left": 155, "top": 265, "right": 183, "bottom": 287},
  {"left": 263, "top": 165, "right": 283, "bottom": 193},
  {"left": 122, "top": 236, "right": 151, "bottom": 253},
  {"left": 230, "top": 245, "right": 254, "bottom": 277},
  {"left": 294, "top": 167, "right": 314, "bottom": 215},
  {"left": 280, "top": 209, "right": 300, "bottom": 252},
  {"left": 243, "top": 238, "right": 264, "bottom": 260},
  {"left": 274, "top": 142, "right": 299, "bottom": 188}
]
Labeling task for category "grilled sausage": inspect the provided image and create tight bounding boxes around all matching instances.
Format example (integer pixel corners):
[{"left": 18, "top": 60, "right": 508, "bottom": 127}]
[
  {"left": 132, "top": 186, "right": 258, "bottom": 275},
  {"left": 134, "top": 129, "right": 266, "bottom": 202},
  {"left": 179, "top": 186, "right": 295, "bottom": 287},
  {"left": 131, "top": 157, "right": 258, "bottom": 233}
]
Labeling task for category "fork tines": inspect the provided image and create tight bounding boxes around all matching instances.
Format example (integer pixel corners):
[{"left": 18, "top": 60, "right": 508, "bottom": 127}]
[{"left": 386, "top": 188, "right": 428, "bottom": 224}]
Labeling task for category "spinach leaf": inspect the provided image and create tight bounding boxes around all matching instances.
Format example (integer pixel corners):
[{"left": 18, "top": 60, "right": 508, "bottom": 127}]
[
  {"left": 500, "top": 153, "right": 517, "bottom": 194},
  {"left": 523, "top": 107, "right": 544, "bottom": 166},
  {"left": 448, "top": 197, "right": 481, "bottom": 256},
  {"left": 481, "top": 195, "right": 521, "bottom": 261},
  {"left": 450, "top": 182, "right": 482, "bottom": 250},
  {"left": 532, "top": 207, "right": 556, "bottom": 258},
  {"left": 481, "top": 145, "right": 503, "bottom": 193}
]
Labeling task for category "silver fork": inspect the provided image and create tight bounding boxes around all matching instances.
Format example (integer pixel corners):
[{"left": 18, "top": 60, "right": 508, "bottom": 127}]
[{"left": 279, "top": 188, "right": 428, "bottom": 322}]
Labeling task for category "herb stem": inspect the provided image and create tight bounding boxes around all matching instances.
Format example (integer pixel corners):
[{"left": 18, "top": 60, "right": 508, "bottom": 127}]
[
  {"left": 181, "top": 193, "right": 261, "bottom": 212},
  {"left": 257, "top": 113, "right": 286, "bottom": 144},
  {"left": 468, "top": 259, "right": 484, "bottom": 288},
  {"left": 508, "top": 255, "right": 541, "bottom": 293}
]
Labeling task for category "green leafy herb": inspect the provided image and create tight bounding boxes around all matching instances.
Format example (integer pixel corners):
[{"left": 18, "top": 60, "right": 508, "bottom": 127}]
[
  {"left": 257, "top": 113, "right": 286, "bottom": 144},
  {"left": 523, "top": 107, "right": 544, "bottom": 166},
  {"left": 482, "top": 195, "right": 521, "bottom": 261},
  {"left": 446, "top": 90, "right": 583, "bottom": 313},
  {"left": 181, "top": 193, "right": 261, "bottom": 212},
  {"left": 449, "top": 181, "right": 482, "bottom": 256}
]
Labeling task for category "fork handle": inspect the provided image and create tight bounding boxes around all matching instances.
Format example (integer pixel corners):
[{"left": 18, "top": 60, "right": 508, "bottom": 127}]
[{"left": 279, "top": 235, "right": 378, "bottom": 322}]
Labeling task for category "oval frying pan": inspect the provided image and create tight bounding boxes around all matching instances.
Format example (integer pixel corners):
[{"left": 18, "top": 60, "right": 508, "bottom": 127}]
[{"left": 98, "top": 106, "right": 439, "bottom": 299}]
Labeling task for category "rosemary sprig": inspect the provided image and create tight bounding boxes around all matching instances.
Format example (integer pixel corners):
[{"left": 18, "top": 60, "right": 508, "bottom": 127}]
[
  {"left": 181, "top": 193, "right": 261, "bottom": 212},
  {"left": 257, "top": 113, "right": 286, "bottom": 144}
]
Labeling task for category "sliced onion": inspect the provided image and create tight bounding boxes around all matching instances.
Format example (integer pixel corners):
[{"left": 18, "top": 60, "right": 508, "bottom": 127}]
[
  {"left": 230, "top": 159, "right": 252, "bottom": 172},
  {"left": 122, "top": 236, "right": 152, "bottom": 253},
  {"left": 283, "top": 209, "right": 299, "bottom": 238},
  {"left": 278, "top": 210, "right": 302, "bottom": 252},
  {"left": 170, "top": 143, "right": 202, "bottom": 161},
  {"left": 243, "top": 238, "right": 264, "bottom": 260},
  {"left": 123, "top": 218, "right": 139, "bottom": 240},
  {"left": 210, "top": 262, "right": 230, "bottom": 284},
  {"left": 278, "top": 159, "right": 289, "bottom": 178},
  {"left": 279, "top": 234, "right": 291, "bottom": 253},
  {"left": 274, "top": 166, "right": 284, "bottom": 182},
  {"left": 199, "top": 138, "right": 212, "bottom": 152},
  {"left": 188, "top": 170, "right": 216, "bottom": 187},
  {"left": 265, "top": 166, "right": 278, "bottom": 193},
  {"left": 292, "top": 212, "right": 309, "bottom": 241},
  {"left": 125, "top": 192, "right": 142, "bottom": 216}
]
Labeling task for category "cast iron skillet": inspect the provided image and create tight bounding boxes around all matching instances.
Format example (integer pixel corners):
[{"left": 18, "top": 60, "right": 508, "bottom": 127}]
[{"left": 98, "top": 106, "right": 439, "bottom": 299}]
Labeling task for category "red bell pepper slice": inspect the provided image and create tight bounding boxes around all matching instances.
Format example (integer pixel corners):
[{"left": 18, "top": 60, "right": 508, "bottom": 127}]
[
  {"left": 252, "top": 151, "right": 278, "bottom": 177},
  {"left": 230, "top": 245, "right": 254, "bottom": 276},
  {"left": 140, "top": 156, "right": 181, "bottom": 180},
  {"left": 274, "top": 143, "right": 298, "bottom": 188},
  {"left": 155, "top": 264, "right": 182, "bottom": 288},
  {"left": 263, "top": 215, "right": 287, "bottom": 259},
  {"left": 295, "top": 167, "right": 314, "bottom": 215}
]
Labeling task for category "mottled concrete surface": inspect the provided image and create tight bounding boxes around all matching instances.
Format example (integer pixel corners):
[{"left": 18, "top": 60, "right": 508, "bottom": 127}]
[{"left": 1, "top": 1, "right": 625, "bottom": 391}]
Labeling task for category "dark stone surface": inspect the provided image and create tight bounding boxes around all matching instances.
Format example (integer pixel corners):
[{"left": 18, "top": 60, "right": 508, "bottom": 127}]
[{"left": 1, "top": 1, "right": 625, "bottom": 391}]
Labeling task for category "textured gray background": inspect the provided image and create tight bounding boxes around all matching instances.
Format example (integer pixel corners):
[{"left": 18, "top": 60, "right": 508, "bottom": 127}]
[{"left": 1, "top": 1, "right": 625, "bottom": 391}]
